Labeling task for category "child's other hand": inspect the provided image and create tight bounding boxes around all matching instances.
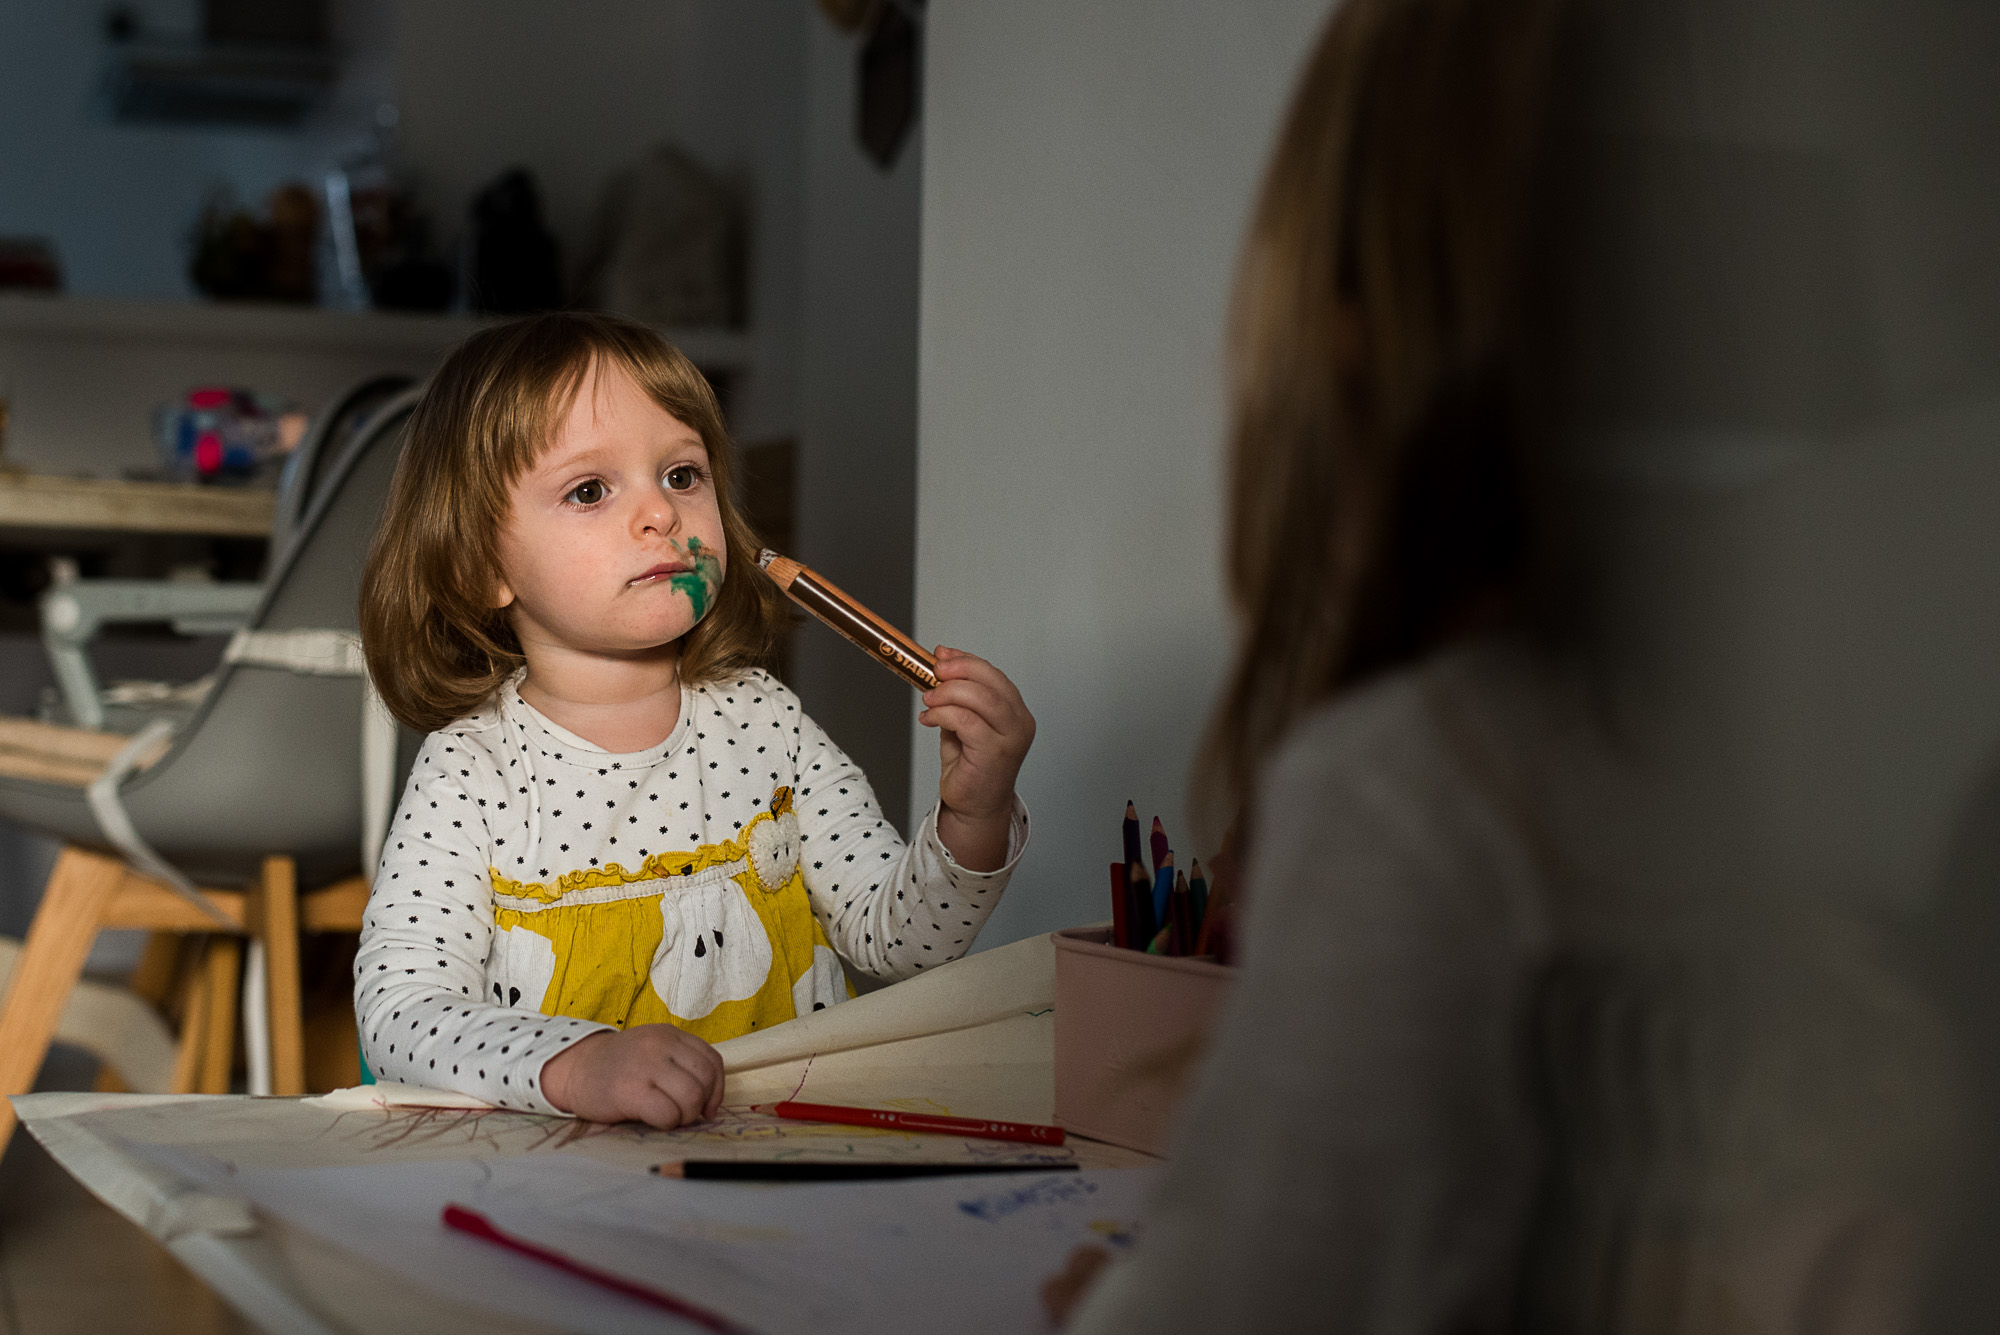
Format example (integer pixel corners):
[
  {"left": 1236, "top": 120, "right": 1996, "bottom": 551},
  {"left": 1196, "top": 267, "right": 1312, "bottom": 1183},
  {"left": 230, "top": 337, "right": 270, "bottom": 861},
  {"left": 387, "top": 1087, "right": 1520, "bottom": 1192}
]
[
  {"left": 539, "top": 1023, "right": 724, "bottom": 1128},
  {"left": 921, "top": 647, "right": 1035, "bottom": 872},
  {"left": 1041, "top": 1244, "right": 1112, "bottom": 1327}
]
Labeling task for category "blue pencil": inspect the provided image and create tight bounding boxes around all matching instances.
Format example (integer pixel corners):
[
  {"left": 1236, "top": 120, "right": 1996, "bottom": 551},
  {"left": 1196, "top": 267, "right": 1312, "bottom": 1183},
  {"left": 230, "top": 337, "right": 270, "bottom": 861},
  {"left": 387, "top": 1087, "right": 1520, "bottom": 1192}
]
[{"left": 1152, "top": 852, "right": 1174, "bottom": 926}]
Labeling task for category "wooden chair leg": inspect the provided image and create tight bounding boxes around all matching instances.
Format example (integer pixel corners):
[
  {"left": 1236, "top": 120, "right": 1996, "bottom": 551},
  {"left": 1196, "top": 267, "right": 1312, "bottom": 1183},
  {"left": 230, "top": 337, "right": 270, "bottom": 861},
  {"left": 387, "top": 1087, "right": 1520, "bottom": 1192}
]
[
  {"left": 261, "top": 856, "right": 306, "bottom": 1097},
  {"left": 0, "top": 847, "right": 125, "bottom": 1157},
  {"left": 199, "top": 937, "right": 242, "bottom": 1095},
  {"left": 169, "top": 956, "right": 212, "bottom": 1095},
  {"left": 127, "top": 932, "right": 183, "bottom": 1009}
]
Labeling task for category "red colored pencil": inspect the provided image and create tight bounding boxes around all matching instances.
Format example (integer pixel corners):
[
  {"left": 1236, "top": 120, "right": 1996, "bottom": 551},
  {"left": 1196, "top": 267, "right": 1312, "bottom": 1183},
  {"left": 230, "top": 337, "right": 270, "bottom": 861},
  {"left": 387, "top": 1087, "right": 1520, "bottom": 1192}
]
[
  {"left": 1149, "top": 815, "right": 1170, "bottom": 879},
  {"left": 442, "top": 1204, "right": 750, "bottom": 1333},
  {"left": 1109, "top": 861, "right": 1129, "bottom": 948},
  {"left": 771, "top": 1100, "right": 1066, "bottom": 1146}
]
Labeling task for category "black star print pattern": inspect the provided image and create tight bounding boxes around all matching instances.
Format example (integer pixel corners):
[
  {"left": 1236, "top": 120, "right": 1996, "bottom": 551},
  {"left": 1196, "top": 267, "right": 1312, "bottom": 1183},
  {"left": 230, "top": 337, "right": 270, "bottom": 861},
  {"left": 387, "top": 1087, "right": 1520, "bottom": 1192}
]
[{"left": 353, "top": 668, "right": 1030, "bottom": 1113}]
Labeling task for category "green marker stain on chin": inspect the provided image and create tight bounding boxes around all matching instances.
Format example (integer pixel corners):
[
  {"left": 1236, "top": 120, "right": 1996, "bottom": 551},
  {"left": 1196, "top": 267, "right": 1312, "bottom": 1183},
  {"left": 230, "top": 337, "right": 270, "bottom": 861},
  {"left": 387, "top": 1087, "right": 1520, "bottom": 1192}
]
[{"left": 668, "top": 536, "right": 723, "bottom": 621}]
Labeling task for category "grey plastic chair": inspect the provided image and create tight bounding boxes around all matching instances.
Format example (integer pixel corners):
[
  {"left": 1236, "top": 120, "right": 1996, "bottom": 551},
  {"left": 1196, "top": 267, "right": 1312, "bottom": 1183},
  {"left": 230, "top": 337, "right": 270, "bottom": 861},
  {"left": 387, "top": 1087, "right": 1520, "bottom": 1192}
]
[
  {"left": 0, "top": 384, "right": 423, "bottom": 889},
  {"left": 38, "top": 373, "right": 416, "bottom": 732},
  {"left": 0, "top": 387, "right": 424, "bottom": 1145},
  {"left": 270, "top": 374, "right": 415, "bottom": 563}
]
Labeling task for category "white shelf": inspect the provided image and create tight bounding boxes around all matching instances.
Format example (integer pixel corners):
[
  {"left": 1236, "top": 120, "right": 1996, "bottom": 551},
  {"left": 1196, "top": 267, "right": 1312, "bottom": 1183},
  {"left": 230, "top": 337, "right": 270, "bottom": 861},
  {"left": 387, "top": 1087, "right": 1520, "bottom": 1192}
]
[{"left": 0, "top": 295, "right": 754, "bottom": 372}]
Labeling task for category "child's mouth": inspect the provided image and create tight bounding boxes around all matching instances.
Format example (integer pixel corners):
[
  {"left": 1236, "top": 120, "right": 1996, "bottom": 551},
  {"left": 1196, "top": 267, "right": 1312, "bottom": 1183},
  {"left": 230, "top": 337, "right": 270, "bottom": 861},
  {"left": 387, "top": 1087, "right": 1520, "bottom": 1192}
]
[{"left": 629, "top": 563, "right": 692, "bottom": 586}]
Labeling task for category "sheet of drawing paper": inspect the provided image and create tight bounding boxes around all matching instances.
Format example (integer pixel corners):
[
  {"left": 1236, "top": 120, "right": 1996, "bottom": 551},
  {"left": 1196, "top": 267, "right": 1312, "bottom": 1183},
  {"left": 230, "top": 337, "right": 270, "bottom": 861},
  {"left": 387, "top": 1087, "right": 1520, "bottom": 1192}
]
[
  {"left": 136, "top": 1145, "right": 1153, "bottom": 1335},
  {"left": 15, "top": 1084, "right": 1151, "bottom": 1182},
  {"left": 713, "top": 932, "right": 1056, "bottom": 1073},
  {"left": 723, "top": 1009, "right": 1057, "bottom": 1124},
  {"left": 133, "top": 1147, "right": 692, "bottom": 1335}
]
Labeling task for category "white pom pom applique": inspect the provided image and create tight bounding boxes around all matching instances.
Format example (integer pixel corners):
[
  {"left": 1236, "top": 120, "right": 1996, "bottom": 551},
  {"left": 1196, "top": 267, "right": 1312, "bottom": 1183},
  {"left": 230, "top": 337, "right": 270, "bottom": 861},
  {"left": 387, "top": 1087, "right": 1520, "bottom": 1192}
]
[{"left": 746, "top": 788, "right": 802, "bottom": 893}]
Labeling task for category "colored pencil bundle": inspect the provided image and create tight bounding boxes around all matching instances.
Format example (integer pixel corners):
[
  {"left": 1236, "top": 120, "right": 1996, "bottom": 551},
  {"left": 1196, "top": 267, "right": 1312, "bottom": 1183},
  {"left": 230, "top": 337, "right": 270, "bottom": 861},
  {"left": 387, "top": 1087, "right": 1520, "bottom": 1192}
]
[{"left": 1109, "top": 802, "right": 1234, "bottom": 959}]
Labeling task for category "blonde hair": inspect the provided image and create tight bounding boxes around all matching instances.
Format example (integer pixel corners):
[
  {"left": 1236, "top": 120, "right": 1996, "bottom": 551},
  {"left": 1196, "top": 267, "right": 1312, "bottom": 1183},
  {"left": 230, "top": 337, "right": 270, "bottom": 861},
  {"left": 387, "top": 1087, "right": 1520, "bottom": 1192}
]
[
  {"left": 360, "top": 312, "right": 788, "bottom": 734},
  {"left": 1200, "top": 0, "right": 1566, "bottom": 823}
]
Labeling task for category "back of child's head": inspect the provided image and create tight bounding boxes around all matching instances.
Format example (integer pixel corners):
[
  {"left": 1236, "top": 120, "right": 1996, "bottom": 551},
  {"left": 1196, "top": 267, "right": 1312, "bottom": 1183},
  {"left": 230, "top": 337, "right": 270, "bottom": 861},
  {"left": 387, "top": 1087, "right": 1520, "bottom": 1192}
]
[
  {"left": 360, "top": 312, "right": 788, "bottom": 733},
  {"left": 1201, "top": 0, "right": 1571, "bottom": 816}
]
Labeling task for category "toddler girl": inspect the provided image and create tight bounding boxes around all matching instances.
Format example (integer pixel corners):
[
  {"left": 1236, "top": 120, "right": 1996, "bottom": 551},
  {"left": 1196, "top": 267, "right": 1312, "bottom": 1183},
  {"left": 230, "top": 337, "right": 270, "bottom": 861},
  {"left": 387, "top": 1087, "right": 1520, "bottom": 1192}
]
[{"left": 354, "top": 313, "right": 1034, "bottom": 1127}]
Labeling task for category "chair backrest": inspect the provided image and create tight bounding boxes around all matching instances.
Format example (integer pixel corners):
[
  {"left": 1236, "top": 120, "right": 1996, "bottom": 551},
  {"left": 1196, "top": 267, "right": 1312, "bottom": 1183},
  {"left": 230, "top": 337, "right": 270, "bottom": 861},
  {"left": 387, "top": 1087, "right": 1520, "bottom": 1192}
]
[
  {"left": 270, "top": 374, "right": 415, "bottom": 562},
  {"left": 117, "top": 385, "right": 427, "bottom": 887}
]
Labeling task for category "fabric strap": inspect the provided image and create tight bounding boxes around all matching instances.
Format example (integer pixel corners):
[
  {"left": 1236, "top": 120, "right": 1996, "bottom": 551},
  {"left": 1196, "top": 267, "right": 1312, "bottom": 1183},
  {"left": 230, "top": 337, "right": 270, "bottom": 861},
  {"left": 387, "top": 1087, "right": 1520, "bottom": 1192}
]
[{"left": 85, "top": 718, "right": 232, "bottom": 926}]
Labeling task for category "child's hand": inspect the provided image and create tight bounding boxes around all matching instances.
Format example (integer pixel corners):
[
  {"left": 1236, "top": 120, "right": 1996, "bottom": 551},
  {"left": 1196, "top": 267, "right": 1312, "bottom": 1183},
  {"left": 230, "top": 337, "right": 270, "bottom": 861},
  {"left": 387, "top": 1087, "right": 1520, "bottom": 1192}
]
[
  {"left": 1041, "top": 1244, "right": 1112, "bottom": 1326},
  {"left": 539, "top": 1023, "right": 724, "bottom": 1128},
  {"left": 920, "top": 647, "right": 1035, "bottom": 872}
]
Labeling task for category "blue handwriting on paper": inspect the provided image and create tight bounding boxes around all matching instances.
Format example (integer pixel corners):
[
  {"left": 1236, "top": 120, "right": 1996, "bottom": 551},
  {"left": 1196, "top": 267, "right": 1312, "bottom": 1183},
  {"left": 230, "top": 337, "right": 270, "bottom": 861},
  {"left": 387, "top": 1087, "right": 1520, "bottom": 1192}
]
[{"left": 957, "top": 1176, "right": 1100, "bottom": 1222}]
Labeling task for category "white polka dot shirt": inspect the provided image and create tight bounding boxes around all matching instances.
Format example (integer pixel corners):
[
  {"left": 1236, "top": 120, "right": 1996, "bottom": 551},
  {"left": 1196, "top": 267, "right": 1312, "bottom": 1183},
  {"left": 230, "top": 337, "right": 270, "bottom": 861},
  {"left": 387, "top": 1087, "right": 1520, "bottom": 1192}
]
[{"left": 352, "top": 668, "right": 1029, "bottom": 1113}]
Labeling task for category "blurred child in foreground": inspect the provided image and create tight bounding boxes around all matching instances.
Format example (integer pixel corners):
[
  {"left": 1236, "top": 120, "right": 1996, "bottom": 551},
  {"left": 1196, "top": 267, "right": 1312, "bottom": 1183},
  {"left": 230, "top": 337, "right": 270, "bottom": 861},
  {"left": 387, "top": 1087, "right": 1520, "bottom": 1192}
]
[{"left": 1053, "top": 0, "right": 1961, "bottom": 1328}]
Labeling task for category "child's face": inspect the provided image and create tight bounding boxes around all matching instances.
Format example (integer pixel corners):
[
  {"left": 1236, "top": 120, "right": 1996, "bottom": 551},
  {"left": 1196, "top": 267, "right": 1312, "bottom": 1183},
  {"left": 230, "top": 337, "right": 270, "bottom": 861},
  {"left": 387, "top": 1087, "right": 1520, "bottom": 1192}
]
[{"left": 494, "top": 360, "right": 727, "bottom": 662}]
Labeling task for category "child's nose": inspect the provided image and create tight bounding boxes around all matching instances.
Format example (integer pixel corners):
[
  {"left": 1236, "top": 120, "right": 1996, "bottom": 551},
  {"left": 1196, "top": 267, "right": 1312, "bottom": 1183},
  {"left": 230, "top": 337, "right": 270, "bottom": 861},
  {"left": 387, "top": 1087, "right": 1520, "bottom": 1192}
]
[{"left": 634, "top": 488, "right": 682, "bottom": 536}]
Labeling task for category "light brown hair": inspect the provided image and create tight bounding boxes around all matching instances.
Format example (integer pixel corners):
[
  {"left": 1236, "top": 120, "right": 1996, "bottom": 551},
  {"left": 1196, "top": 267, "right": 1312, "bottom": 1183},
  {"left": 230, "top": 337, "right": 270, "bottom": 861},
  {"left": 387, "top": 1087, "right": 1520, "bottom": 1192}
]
[
  {"left": 360, "top": 312, "right": 789, "bottom": 734},
  {"left": 1201, "top": 0, "right": 1568, "bottom": 820}
]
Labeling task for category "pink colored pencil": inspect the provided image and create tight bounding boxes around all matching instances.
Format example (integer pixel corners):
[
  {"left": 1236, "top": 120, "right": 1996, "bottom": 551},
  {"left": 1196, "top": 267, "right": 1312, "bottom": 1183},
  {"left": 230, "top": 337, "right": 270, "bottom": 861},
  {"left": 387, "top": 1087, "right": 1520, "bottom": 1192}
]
[{"left": 771, "top": 1099, "right": 1066, "bottom": 1146}]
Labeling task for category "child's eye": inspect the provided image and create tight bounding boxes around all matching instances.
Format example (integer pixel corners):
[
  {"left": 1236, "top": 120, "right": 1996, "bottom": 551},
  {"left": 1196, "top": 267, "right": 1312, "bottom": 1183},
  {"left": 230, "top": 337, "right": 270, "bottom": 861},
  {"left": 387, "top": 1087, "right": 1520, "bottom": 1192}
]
[
  {"left": 564, "top": 479, "right": 606, "bottom": 506},
  {"left": 664, "top": 465, "right": 705, "bottom": 492}
]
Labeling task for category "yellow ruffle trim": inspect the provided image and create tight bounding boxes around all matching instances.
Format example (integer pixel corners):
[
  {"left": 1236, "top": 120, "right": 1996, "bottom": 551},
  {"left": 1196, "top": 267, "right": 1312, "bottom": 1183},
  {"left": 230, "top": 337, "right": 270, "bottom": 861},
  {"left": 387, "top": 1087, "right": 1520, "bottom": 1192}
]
[{"left": 490, "top": 785, "right": 793, "bottom": 904}]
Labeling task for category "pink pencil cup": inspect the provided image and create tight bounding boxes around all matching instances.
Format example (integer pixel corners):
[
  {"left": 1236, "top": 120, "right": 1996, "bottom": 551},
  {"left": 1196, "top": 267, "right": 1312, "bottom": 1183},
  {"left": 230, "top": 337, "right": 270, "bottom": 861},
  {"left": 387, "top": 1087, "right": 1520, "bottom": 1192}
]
[{"left": 1051, "top": 925, "right": 1235, "bottom": 1156}]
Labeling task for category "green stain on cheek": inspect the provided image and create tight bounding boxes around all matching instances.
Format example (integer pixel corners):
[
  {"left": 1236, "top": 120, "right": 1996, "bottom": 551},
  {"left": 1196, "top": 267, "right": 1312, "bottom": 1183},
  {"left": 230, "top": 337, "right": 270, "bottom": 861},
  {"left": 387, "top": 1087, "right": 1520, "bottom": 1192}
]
[{"left": 669, "top": 536, "right": 723, "bottom": 622}]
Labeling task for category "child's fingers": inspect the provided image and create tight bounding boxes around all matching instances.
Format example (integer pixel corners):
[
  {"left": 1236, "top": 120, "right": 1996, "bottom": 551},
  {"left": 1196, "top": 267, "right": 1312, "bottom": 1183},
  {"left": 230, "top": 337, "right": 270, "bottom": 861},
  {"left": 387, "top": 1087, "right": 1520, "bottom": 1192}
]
[
  {"left": 932, "top": 649, "right": 1020, "bottom": 697},
  {"left": 920, "top": 677, "right": 1013, "bottom": 723},
  {"left": 922, "top": 676, "right": 1030, "bottom": 728},
  {"left": 930, "top": 652, "right": 1034, "bottom": 741},
  {"left": 636, "top": 1024, "right": 724, "bottom": 1089},
  {"left": 918, "top": 702, "right": 1001, "bottom": 748},
  {"left": 646, "top": 1066, "right": 710, "bottom": 1129},
  {"left": 665, "top": 1040, "right": 724, "bottom": 1101},
  {"left": 920, "top": 681, "right": 1003, "bottom": 719},
  {"left": 627, "top": 1078, "right": 693, "bottom": 1130}
]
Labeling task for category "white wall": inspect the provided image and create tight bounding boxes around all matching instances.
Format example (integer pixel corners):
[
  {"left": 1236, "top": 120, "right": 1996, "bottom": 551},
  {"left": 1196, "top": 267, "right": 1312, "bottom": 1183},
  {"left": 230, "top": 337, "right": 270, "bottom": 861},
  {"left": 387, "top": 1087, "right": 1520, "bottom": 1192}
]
[
  {"left": 788, "top": 14, "right": 923, "bottom": 827},
  {"left": 912, "top": 0, "right": 1335, "bottom": 947}
]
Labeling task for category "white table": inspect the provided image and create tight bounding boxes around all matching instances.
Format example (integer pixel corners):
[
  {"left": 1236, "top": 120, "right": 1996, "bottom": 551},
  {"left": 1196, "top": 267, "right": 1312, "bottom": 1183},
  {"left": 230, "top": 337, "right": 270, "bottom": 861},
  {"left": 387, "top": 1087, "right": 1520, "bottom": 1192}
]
[{"left": 12, "top": 935, "right": 1157, "bottom": 1335}]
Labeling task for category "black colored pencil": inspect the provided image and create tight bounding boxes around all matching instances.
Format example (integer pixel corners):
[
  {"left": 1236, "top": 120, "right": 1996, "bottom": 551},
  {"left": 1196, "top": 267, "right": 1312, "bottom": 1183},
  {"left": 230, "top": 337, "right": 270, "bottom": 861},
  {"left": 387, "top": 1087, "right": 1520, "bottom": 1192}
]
[{"left": 1125, "top": 859, "right": 1155, "bottom": 949}]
